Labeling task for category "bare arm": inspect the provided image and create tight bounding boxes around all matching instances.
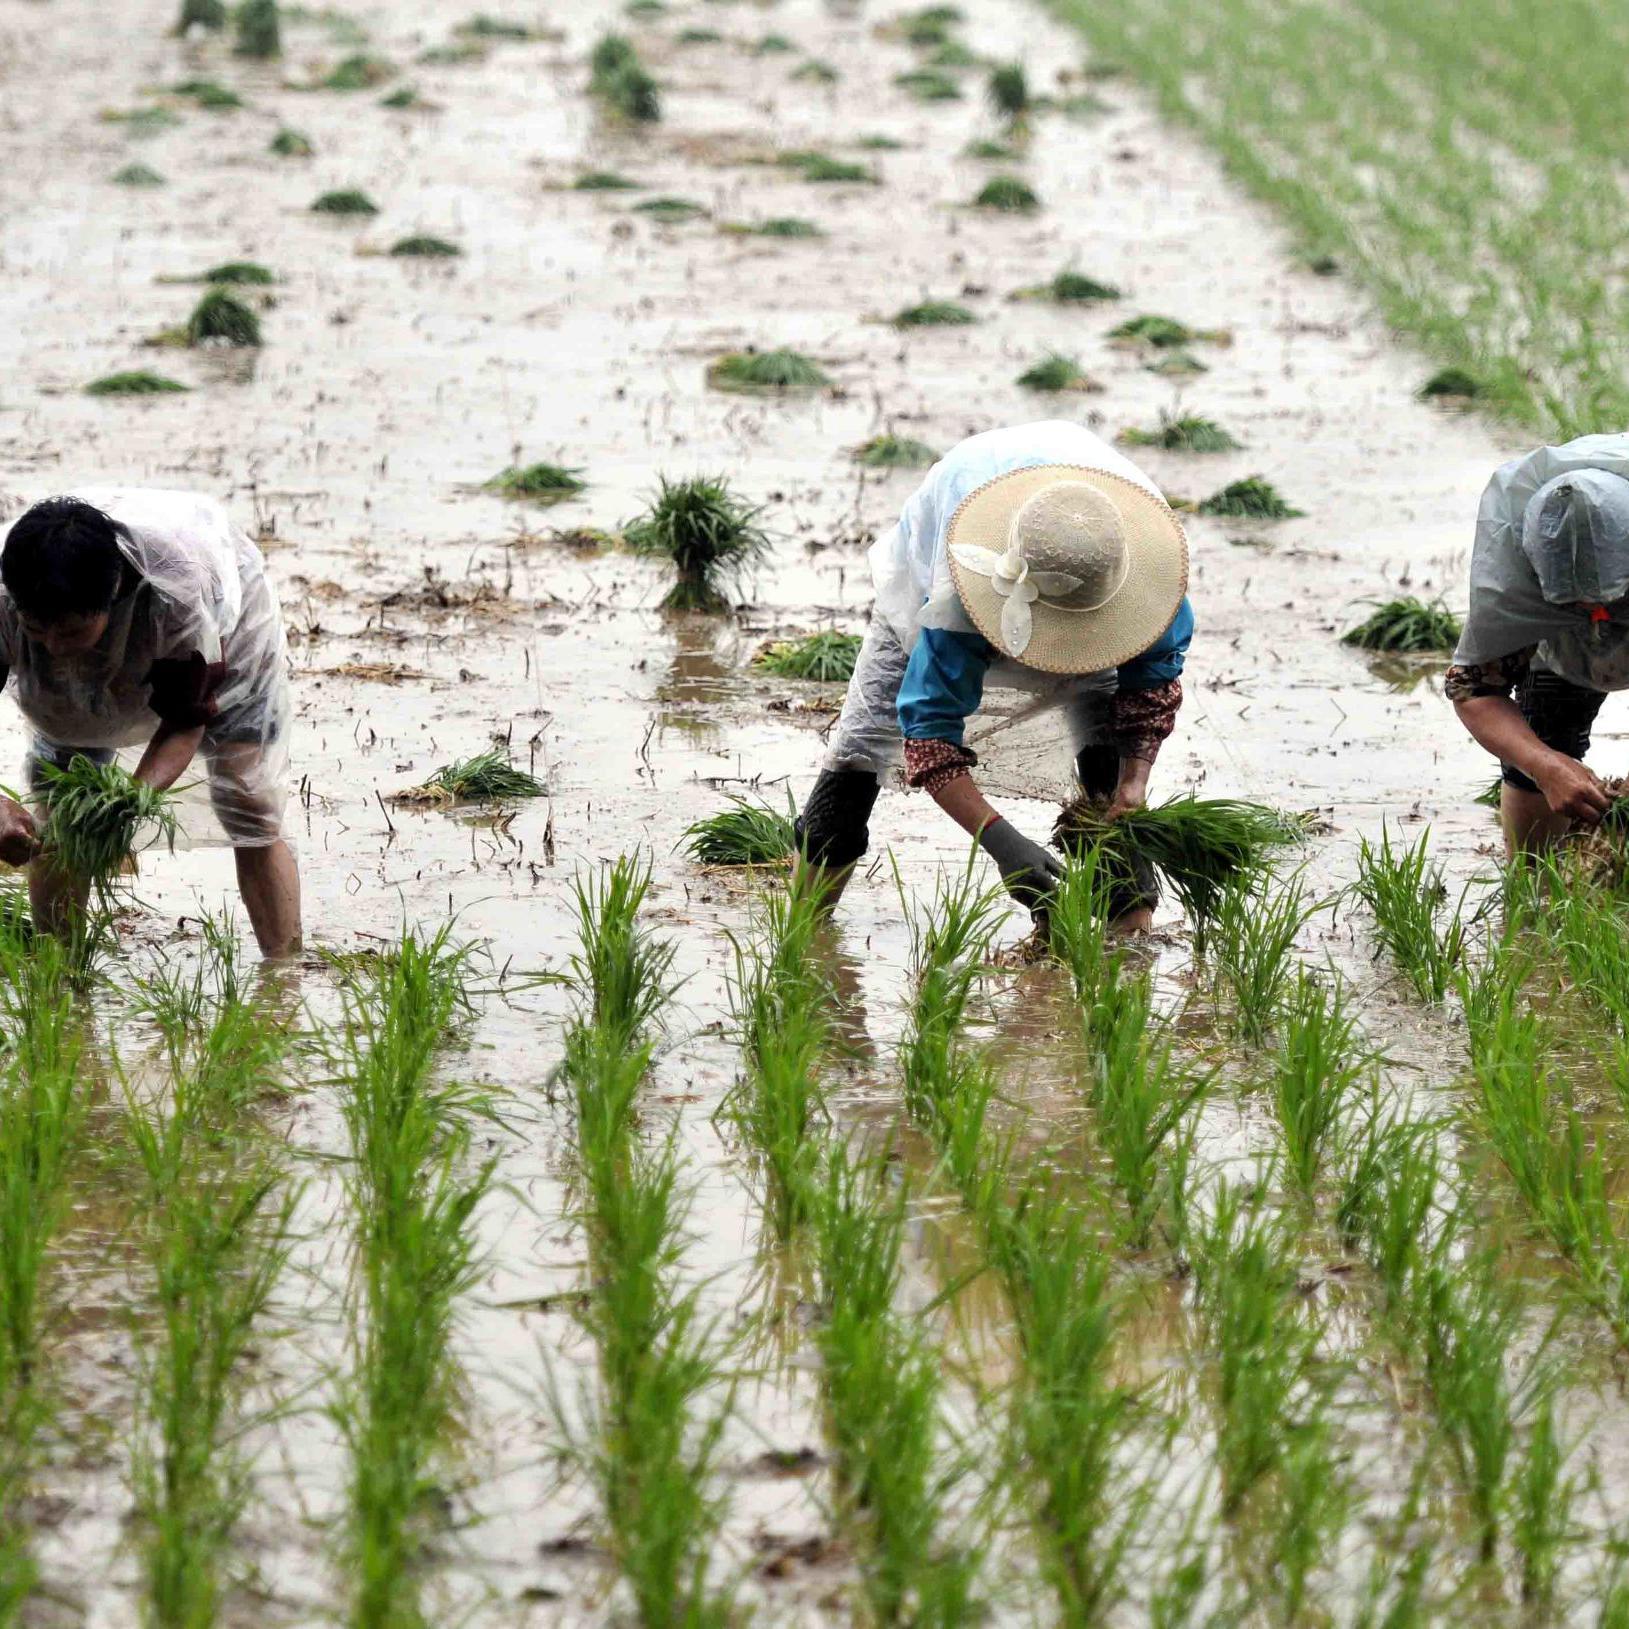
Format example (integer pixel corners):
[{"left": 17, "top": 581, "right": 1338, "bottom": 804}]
[
  {"left": 134, "top": 721, "right": 206, "bottom": 792},
  {"left": 1454, "top": 693, "right": 1609, "bottom": 822}
]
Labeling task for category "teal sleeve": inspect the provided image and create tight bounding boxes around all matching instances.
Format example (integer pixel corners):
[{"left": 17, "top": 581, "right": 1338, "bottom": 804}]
[{"left": 897, "top": 628, "right": 992, "bottom": 743}]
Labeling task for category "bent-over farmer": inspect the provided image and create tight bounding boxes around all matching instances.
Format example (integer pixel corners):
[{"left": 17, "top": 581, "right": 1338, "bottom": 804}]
[
  {"left": 0, "top": 490, "right": 300, "bottom": 954},
  {"left": 1448, "top": 434, "right": 1629, "bottom": 855},
  {"left": 794, "top": 420, "right": 1193, "bottom": 930}
]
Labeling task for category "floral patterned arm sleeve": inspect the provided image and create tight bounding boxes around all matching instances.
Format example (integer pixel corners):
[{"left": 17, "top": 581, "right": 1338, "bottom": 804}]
[
  {"left": 1111, "top": 678, "right": 1183, "bottom": 764},
  {"left": 1443, "top": 647, "right": 1534, "bottom": 704},
  {"left": 903, "top": 738, "right": 980, "bottom": 795}
]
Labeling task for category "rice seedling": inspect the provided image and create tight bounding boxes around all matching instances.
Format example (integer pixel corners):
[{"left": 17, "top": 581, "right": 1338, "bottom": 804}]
[
  {"left": 417, "top": 41, "right": 486, "bottom": 66},
  {"left": 1341, "top": 596, "right": 1462, "bottom": 653},
  {"left": 1263, "top": 1422, "right": 1352, "bottom": 1622},
  {"left": 193, "top": 261, "right": 276, "bottom": 285},
  {"left": 1510, "top": 1394, "right": 1581, "bottom": 1609},
  {"left": 632, "top": 196, "right": 707, "bottom": 222},
  {"left": 170, "top": 78, "right": 244, "bottom": 110},
  {"left": 722, "top": 215, "right": 823, "bottom": 238},
  {"left": 1016, "top": 352, "right": 1097, "bottom": 392},
  {"left": 589, "top": 33, "right": 661, "bottom": 122},
  {"left": 573, "top": 169, "right": 639, "bottom": 190},
  {"left": 35, "top": 756, "right": 177, "bottom": 902},
  {"left": 625, "top": 0, "right": 665, "bottom": 13},
  {"left": 859, "top": 134, "right": 905, "bottom": 150},
  {"left": 393, "top": 748, "right": 545, "bottom": 806},
  {"left": 269, "top": 127, "right": 314, "bottom": 156},
  {"left": 85, "top": 371, "right": 189, "bottom": 396},
  {"left": 176, "top": 0, "right": 226, "bottom": 29},
  {"left": 1196, "top": 476, "right": 1302, "bottom": 519},
  {"left": 854, "top": 433, "right": 938, "bottom": 468},
  {"left": 899, "top": 6, "right": 962, "bottom": 46},
  {"left": 483, "top": 461, "right": 582, "bottom": 499},
  {"left": 986, "top": 61, "right": 1031, "bottom": 124},
  {"left": 682, "top": 798, "right": 794, "bottom": 867},
  {"left": 1354, "top": 825, "right": 1468, "bottom": 1002},
  {"left": 234, "top": 0, "right": 281, "bottom": 57},
  {"left": 963, "top": 137, "right": 1019, "bottom": 160},
  {"left": 929, "top": 40, "right": 981, "bottom": 68},
  {"left": 895, "top": 69, "right": 962, "bottom": 101},
  {"left": 755, "top": 32, "right": 795, "bottom": 52},
  {"left": 1419, "top": 367, "right": 1485, "bottom": 403},
  {"left": 791, "top": 60, "right": 840, "bottom": 84},
  {"left": 322, "top": 53, "right": 395, "bottom": 90},
  {"left": 676, "top": 26, "right": 722, "bottom": 44},
  {"left": 456, "top": 13, "right": 538, "bottom": 39},
  {"left": 753, "top": 629, "right": 862, "bottom": 681},
  {"left": 891, "top": 299, "right": 976, "bottom": 327},
  {"left": 971, "top": 174, "right": 1039, "bottom": 211},
  {"left": 622, "top": 473, "right": 769, "bottom": 611},
  {"left": 793, "top": 154, "right": 875, "bottom": 183},
  {"left": 114, "top": 163, "right": 166, "bottom": 187},
  {"left": 185, "top": 290, "right": 261, "bottom": 348},
  {"left": 1110, "top": 313, "right": 1230, "bottom": 349},
  {"left": 1011, "top": 268, "right": 1121, "bottom": 302},
  {"left": 311, "top": 189, "right": 379, "bottom": 215},
  {"left": 389, "top": 235, "right": 461, "bottom": 258},
  {"left": 378, "top": 87, "right": 424, "bottom": 109},
  {"left": 1120, "top": 413, "right": 1242, "bottom": 453},
  {"left": 1045, "top": 849, "right": 1122, "bottom": 1018},
  {"left": 1268, "top": 968, "right": 1374, "bottom": 1195},
  {"left": 707, "top": 348, "right": 830, "bottom": 393},
  {"left": 1147, "top": 349, "right": 1208, "bottom": 378},
  {"left": 1209, "top": 870, "right": 1319, "bottom": 1044},
  {"left": 1334, "top": 1108, "right": 1447, "bottom": 1311}
]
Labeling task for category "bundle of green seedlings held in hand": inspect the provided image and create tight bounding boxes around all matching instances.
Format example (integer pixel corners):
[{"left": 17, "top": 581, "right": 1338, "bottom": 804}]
[
  {"left": 393, "top": 749, "right": 545, "bottom": 807},
  {"left": 1052, "top": 793, "right": 1301, "bottom": 929},
  {"left": 35, "top": 757, "right": 178, "bottom": 888},
  {"left": 1560, "top": 776, "right": 1629, "bottom": 890},
  {"left": 682, "top": 797, "right": 795, "bottom": 866},
  {"left": 623, "top": 474, "right": 768, "bottom": 612},
  {"left": 753, "top": 629, "right": 862, "bottom": 681},
  {"left": 1340, "top": 596, "right": 1461, "bottom": 653}
]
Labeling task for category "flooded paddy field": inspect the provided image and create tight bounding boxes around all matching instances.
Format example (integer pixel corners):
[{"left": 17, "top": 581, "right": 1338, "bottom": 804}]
[{"left": 3, "top": 0, "right": 1627, "bottom": 1624}]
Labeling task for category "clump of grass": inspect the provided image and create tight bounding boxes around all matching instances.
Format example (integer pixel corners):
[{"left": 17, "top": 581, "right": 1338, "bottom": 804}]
[
  {"left": 389, "top": 234, "right": 461, "bottom": 258},
  {"left": 186, "top": 290, "right": 262, "bottom": 347},
  {"left": 1341, "top": 596, "right": 1461, "bottom": 653},
  {"left": 1197, "top": 477, "right": 1302, "bottom": 518},
  {"left": 633, "top": 196, "right": 707, "bottom": 222},
  {"left": 972, "top": 174, "right": 1039, "bottom": 211},
  {"left": 1109, "top": 313, "right": 1227, "bottom": 348},
  {"left": 895, "top": 68, "right": 962, "bottom": 100},
  {"left": 484, "top": 461, "right": 583, "bottom": 499},
  {"left": 394, "top": 749, "right": 545, "bottom": 806},
  {"left": 1419, "top": 367, "right": 1484, "bottom": 402},
  {"left": 573, "top": 169, "right": 639, "bottom": 190},
  {"left": 854, "top": 433, "right": 938, "bottom": 468},
  {"left": 624, "top": 474, "right": 769, "bottom": 611},
  {"left": 892, "top": 299, "right": 976, "bottom": 327},
  {"left": 754, "top": 630, "right": 862, "bottom": 681},
  {"left": 171, "top": 78, "right": 244, "bottom": 109},
  {"left": 898, "top": 6, "right": 961, "bottom": 46},
  {"left": 858, "top": 133, "right": 904, "bottom": 150},
  {"left": 1012, "top": 268, "right": 1121, "bottom": 302},
  {"left": 723, "top": 216, "right": 823, "bottom": 238},
  {"left": 176, "top": 0, "right": 227, "bottom": 29},
  {"left": 234, "top": 0, "right": 281, "bottom": 57},
  {"left": 36, "top": 757, "right": 178, "bottom": 895},
  {"left": 707, "top": 347, "right": 830, "bottom": 393},
  {"left": 269, "top": 127, "right": 313, "bottom": 156},
  {"left": 987, "top": 61, "right": 1030, "bottom": 123},
  {"left": 683, "top": 798, "right": 794, "bottom": 866},
  {"left": 114, "top": 163, "right": 166, "bottom": 187},
  {"left": 86, "top": 371, "right": 189, "bottom": 396},
  {"left": 589, "top": 32, "right": 662, "bottom": 121},
  {"left": 1121, "top": 413, "right": 1241, "bottom": 452},
  {"left": 311, "top": 188, "right": 379, "bottom": 215},
  {"left": 1354, "top": 824, "right": 1467, "bottom": 1002},
  {"left": 930, "top": 40, "right": 981, "bottom": 67},
  {"left": 1016, "top": 352, "right": 1097, "bottom": 392},
  {"left": 1148, "top": 349, "right": 1208, "bottom": 378},
  {"left": 323, "top": 53, "right": 395, "bottom": 90}
]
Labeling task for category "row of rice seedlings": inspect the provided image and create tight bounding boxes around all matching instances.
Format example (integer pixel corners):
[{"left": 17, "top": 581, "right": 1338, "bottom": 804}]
[
  {"left": 589, "top": 33, "right": 661, "bottom": 122},
  {"left": 124, "top": 924, "right": 298, "bottom": 1626},
  {"left": 558, "top": 859, "right": 735, "bottom": 1625},
  {"left": 1353, "top": 824, "right": 1470, "bottom": 1002},
  {"left": 329, "top": 930, "right": 495, "bottom": 1629},
  {"left": 1207, "top": 867, "right": 1321, "bottom": 1045}
]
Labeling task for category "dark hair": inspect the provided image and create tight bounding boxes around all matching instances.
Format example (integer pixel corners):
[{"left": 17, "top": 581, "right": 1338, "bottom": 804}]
[{"left": 1, "top": 497, "right": 128, "bottom": 621}]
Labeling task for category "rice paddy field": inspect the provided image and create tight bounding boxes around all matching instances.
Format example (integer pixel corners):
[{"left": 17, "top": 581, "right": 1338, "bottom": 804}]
[{"left": 3, "top": 0, "right": 1628, "bottom": 1624}]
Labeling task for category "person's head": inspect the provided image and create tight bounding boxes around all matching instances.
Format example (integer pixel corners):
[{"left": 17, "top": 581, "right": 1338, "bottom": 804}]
[
  {"left": 1, "top": 497, "right": 128, "bottom": 655},
  {"left": 1523, "top": 470, "right": 1629, "bottom": 611}
]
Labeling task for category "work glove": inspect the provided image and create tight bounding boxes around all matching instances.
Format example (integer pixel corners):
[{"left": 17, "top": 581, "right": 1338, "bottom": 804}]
[{"left": 978, "top": 816, "right": 1065, "bottom": 911}]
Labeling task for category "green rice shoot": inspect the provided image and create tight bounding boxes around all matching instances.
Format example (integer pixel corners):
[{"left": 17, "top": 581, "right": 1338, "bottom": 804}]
[
  {"left": 963, "top": 137, "right": 1019, "bottom": 160},
  {"left": 707, "top": 348, "right": 830, "bottom": 392},
  {"left": 1419, "top": 368, "right": 1485, "bottom": 403},
  {"left": 322, "top": 53, "right": 395, "bottom": 90},
  {"left": 36, "top": 758, "right": 179, "bottom": 890},
  {"left": 1341, "top": 597, "right": 1462, "bottom": 654},
  {"left": 395, "top": 750, "right": 545, "bottom": 806},
  {"left": 176, "top": 0, "right": 227, "bottom": 29},
  {"left": 1197, "top": 477, "right": 1302, "bottom": 519},
  {"left": 589, "top": 33, "right": 661, "bottom": 121},
  {"left": 723, "top": 216, "right": 824, "bottom": 238},
  {"left": 1109, "top": 313, "right": 1226, "bottom": 348},
  {"left": 86, "top": 371, "right": 189, "bottom": 397},
  {"left": 1120, "top": 414, "right": 1242, "bottom": 452},
  {"left": 892, "top": 300, "right": 977, "bottom": 327},
  {"left": 854, "top": 433, "right": 939, "bottom": 468},
  {"left": 987, "top": 62, "right": 1030, "bottom": 122},
  {"left": 754, "top": 630, "right": 863, "bottom": 681},
  {"left": 196, "top": 262, "right": 276, "bottom": 285},
  {"left": 623, "top": 474, "right": 769, "bottom": 612},
  {"left": 972, "top": 174, "right": 1039, "bottom": 211},
  {"left": 792, "top": 154, "right": 875, "bottom": 183},
  {"left": 170, "top": 79, "right": 244, "bottom": 110},
  {"left": 456, "top": 14, "right": 539, "bottom": 39},
  {"left": 484, "top": 463, "right": 585, "bottom": 500},
  {"left": 311, "top": 189, "right": 379, "bottom": 215},
  {"left": 791, "top": 59, "right": 840, "bottom": 84},
  {"left": 682, "top": 797, "right": 795, "bottom": 866},
  {"left": 1017, "top": 352, "right": 1096, "bottom": 392},
  {"left": 633, "top": 196, "right": 707, "bottom": 222}
]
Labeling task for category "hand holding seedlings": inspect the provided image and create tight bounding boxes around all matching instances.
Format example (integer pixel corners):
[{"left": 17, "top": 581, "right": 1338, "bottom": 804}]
[{"left": 977, "top": 815, "right": 1065, "bottom": 912}]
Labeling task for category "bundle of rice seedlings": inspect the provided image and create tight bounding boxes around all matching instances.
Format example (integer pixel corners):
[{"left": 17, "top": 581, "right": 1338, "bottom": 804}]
[
  {"left": 682, "top": 798, "right": 795, "bottom": 866},
  {"left": 1016, "top": 352, "right": 1098, "bottom": 392},
  {"left": 379, "top": 87, "right": 425, "bottom": 109},
  {"left": 114, "top": 163, "right": 166, "bottom": 187},
  {"left": 853, "top": 433, "right": 938, "bottom": 468},
  {"left": 1011, "top": 268, "right": 1120, "bottom": 302},
  {"left": 858, "top": 134, "right": 904, "bottom": 150},
  {"left": 186, "top": 291, "right": 261, "bottom": 347},
  {"left": 234, "top": 0, "right": 281, "bottom": 57},
  {"left": 311, "top": 189, "right": 379, "bottom": 215},
  {"left": 895, "top": 68, "right": 961, "bottom": 101},
  {"left": 1197, "top": 477, "right": 1302, "bottom": 519},
  {"left": 176, "top": 0, "right": 227, "bottom": 30},
  {"left": 1341, "top": 597, "right": 1462, "bottom": 653},
  {"left": 963, "top": 137, "right": 1019, "bottom": 160},
  {"left": 987, "top": 62, "right": 1030, "bottom": 123},
  {"left": 195, "top": 262, "right": 276, "bottom": 285},
  {"left": 86, "top": 371, "right": 190, "bottom": 396},
  {"left": 753, "top": 630, "right": 862, "bottom": 681},
  {"left": 972, "top": 174, "right": 1039, "bottom": 211},
  {"left": 1419, "top": 367, "right": 1484, "bottom": 403},
  {"left": 589, "top": 33, "right": 661, "bottom": 121},
  {"left": 270, "top": 127, "right": 314, "bottom": 157},
  {"left": 389, "top": 235, "right": 462, "bottom": 257},
  {"left": 1147, "top": 349, "right": 1207, "bottom": 379},
  {"left": 795, "top": 155, "right": 874, "bottom": 183},
  {"left": 623, "top": 474, "right": 769, "bottom": 612},
  {"left": 791, "top": 59, "right": 839, "bottom": 84},
  {"left": 633, "top": 196, "right": 707, "bottom": 222},
  {"left": 36, "top": 758, "right": 178, "bottom": 888},
  {"left": 1562, "top": 779, "right": 1629, "bottom": 889},
  {"left": 722, "top": 217, "right": 823, "bottom": 238},
  {"left": 707, "top": 348, "right": 830, "bottom": 393},
  {"left": 892, "top": 299, "right": 976, "bottom": 327},
  {"left": 677, "top": 27, "right": 722, "bottom": 44},
  {"left": 484, "top": 463, "right": 585, "bottom": 500},
  {"left": 1109, "top": 313, "right": 1228, "bottom": 348},
  {"left": 756, "top": 32, "right": 795, "bottom": 53},
  {"left": 323, "top": 54, "right": 395, "bottom": 90},
  {"left": 394, "top": 750, "right": 545, "bottom": 806},
  {"left": 1474, "top": 777, "right": 1503, "bottom": 809},
  {"left": 1120, "top": 414, "right": 1242, "bottom": 452},
  {"left": 573, "top": 170, "right": 639, "bottom": 190},
  {"left": 171, "top": 79, "right": 244, "bottom": 109},
  {"left": 456, "top": 13, "right": 538, "bottom": 39},
  {"left": 1053, "top": 794, "right": 1300, "bottom": 928}
]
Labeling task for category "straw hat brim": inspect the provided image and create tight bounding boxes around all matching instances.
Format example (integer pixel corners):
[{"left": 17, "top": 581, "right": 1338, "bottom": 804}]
[{"left": 946, "top": 464, "right": 1189, "bottom": 674}]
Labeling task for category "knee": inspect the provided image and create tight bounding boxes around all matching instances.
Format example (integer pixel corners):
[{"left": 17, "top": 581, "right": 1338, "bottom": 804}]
[{"left": 795, "top": 769, "right": 880, "bottom": 869}]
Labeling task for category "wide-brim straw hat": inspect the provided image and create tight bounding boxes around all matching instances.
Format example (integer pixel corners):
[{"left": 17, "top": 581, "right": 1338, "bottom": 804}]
[{"left": 946, "top": 464, "right": 1188, "bottom": 674}]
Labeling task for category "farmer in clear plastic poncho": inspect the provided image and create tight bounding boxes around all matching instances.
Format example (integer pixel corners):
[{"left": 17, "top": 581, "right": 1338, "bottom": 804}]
[
  {"left": 1449, "top": 435, "right": 1629, "bottom": 857},
  {"left": 793, "top": 421, "right": 1194, "bottom": 932},
  {"left": 0, "top": 491, "right": 300, "bottom": 955}
]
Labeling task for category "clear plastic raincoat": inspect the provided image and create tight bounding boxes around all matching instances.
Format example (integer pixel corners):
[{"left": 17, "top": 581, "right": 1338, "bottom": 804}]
[{"left": 0, "top": 488, "right": 291, "bottom": 846}]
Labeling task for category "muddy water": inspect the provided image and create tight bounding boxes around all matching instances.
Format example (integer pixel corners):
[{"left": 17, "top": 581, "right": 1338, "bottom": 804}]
[{"left": 0, "top": 0, "right": 1609, "bottom": 1620}]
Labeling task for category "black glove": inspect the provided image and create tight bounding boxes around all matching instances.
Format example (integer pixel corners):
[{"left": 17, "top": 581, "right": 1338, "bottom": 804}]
[{"left": 978, "top": 817, "right": 1066, "bottom": 910}]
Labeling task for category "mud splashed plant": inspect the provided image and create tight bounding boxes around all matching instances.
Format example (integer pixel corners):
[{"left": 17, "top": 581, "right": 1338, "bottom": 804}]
[
  {"left": 707, "top": 347, "right": 830, "bottom": 393},
  {"left": 754, "top": 630, "right": 862, "bottom": 681},
  {"left": 234, "top": 0, "right": 280, "bottom": 57},
  {"left": 1120, "top": 413, "right": 1242, "bottom": 452},
  {"left": 624, "top": 473, "right": 769, "bottom": 611},
  {"left": 972, "top": 174, "right": 1039, "bottom": 211},
  {"left": 682, "top": 798, "right": 794, "bottom": 866},
  {"left": 1341, "top": 597, "right": 1461, "bottom": 653}
]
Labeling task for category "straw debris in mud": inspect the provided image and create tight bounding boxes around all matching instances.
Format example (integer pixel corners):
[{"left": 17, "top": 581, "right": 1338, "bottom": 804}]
[
  {"left": 624, "top": 474, "right": 768, "bottom": 611},
  {"left": 86, "top": 371, "right": 190, "bottom": 396},
  {"left": 753, "top": 630, "right": 862, "bottom": 681},
  {"left": 707, "top": 347, "right": 830, "bottom": 393},
  {"left": 1341, "top": 597, "right": 1461, "bottom": 653},
  {"left": 854, "top": 433, "right": 938, "bottom": 468},
  {"left": 683, "top": 798, "right": 795, "bottom": 866},
  {"left": 1120, "top": 413, "right": 1242, "bottom": 452},
  {"left": 972, "top": 174, "right": 1039, "bottom": 211},
  {"left": 394, "top": 749, "right": 545, "bottom": 806}
]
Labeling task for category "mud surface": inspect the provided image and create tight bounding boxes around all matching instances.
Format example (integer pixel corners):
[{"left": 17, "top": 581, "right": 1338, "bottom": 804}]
[{"left": 0, "top": 0, "right": 1589, "bottom": 1621}]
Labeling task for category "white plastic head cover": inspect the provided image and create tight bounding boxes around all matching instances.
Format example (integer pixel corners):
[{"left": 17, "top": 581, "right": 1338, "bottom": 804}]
[{"left": 1522, "top": 470, "right": 1629, "bottom": 606}]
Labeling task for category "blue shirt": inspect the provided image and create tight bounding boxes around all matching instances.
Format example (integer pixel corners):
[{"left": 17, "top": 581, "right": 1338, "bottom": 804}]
[{"left": 897, "top": 597, "right": 1195, "bottom": 744}]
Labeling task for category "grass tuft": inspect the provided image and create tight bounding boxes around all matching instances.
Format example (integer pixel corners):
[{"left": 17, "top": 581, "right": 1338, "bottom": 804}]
[
  {"left": 1341, "top": 596, "right": 1461, "bottom": 653},
  {"left": 892, "top": 299, "right": 976, "bottom": 327},
  {"left": 311, "top": 188, "right": 379, "bottom": 215},
  {"left": 854, "top": 433, "right": 939, "bottom": 468},
  {"left": 196, "top": 261, "right": 275, "bottom": 285},
  {"left": 1016, "top": 352, "right": 1096, "bottom": 391},
  {"left": 456, "top": 13, "right": 538, "bottom": 39},
  {"left": 1120, "top": 413, "right": 1242, "bottom": 451},
  {"left": 987, "top": 61, "right": 1030, "bottom": 121},
  {"left": 170, "top": 78, "right": 244, "bottom": 109},
  {"left": 754, "top": 630, "right": 862, "bottom": 681},
  {"left": 725, "top": 216, "right": 823, "bottom": 238},
  {"left": 963, "top": 136, "right": 1019, "bottom": 159},
  {"left": 186, "top": 290, "right": 261, "bottom": 347},
  {"left": 1109, "top": 313, "right": 1225, "bottom": 347},
  {"left": 269, "top": 127, "right": 314, "bottom": 156},
  {"left": 114, "top": 163, "right": 166, "bottom": 187},
  {"left": 624, "top": 474, "right": 769, "bottom": 611},
  {"left": 589, "top": 33, "right": 662, "bottom": 121},
  {"left": 707, "top": 347, "right": 830, "bottom": 392},
  {"left": 395, "top": 749, "right": 545, "bottom": 806},
  {"left": 683, "top": 798, "right": 795, "bottom": 866},
  {"left": 1197, "top": 476, "right": 1302, "bottom": 518},
  {"left": 86, "top": 371, "right": 189, "bottom": 396},
  {"left": 1419, "top": 367, "right": 1485, "bottom": 402},
  {"left": 389, "top": 234, "right": 461, "bottom": 258},
  {"left": 972, "top": 174, "right": 1039, "bottom": 211},
  {"left": 1013, "top": 268, "right": 1121, "bottom": 302},
  {"left": 484, "top": 462, "right": 583, "bottom": 499},
  {"left": 791, "top": 59, "right": 840, "bottom": 84}
]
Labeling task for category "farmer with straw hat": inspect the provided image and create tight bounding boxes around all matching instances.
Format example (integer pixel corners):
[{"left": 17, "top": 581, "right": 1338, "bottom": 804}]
[{"left": 795, "top": 420, "right": 1193, "bottom": 930}]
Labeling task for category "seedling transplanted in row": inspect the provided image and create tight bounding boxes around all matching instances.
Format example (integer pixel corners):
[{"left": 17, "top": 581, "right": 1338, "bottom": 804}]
[
  {"left": 1120, "top": 413, "right": 1242, "bottom": 452},
  {"left": 86, "top": 371, "right": 189, "bottom": 396},
  {"left": 189, "top": 261, "right": 276, "bottom": 286},
  {"left": 676, "top": 26, "right": 723, "bottom": 45},
  {"left": 456, "top": 13, "right": 541, "bottom": 40},
  {"left": 623, "top": 473, "right": 769, "bottom": 611},
  {"left": 1196, "top": 476, "right": 1302, "bottom": 518},
  {"left": 854, "top": 433, "right": 939, "bottom": 468},
  {"left": 972, "top": 174, "right": 1039, "bottom": 211},
  {"left": 791, "top": 59, "right": 840, "bottom": 84},
  {"left": 1419, "top": 366, "right": 1486, "bottom": 404},
  {"left": 389, "top": 235, "right": 461, "bottom": 257},
  {"left": 1011, "top": 268, "right": 1121, "bottom": 302},
  {"left": 706, "top": 347, "right": 831, "bottom": 393},
  {"left": 379, "top": 87, "right": 426, "bottom": 109},
  {"left": 394, "top": 748, "right": 545, "bottom": 806},
  {"left": 183, "top": 290, "right": 262, "bottom": 348},
  {"left": 484, "top": 461, "right": 583, "bottom": 499},
  {"left": 311, "top": 189, "right": 379, "bottom": 215},
  {"left": 1147, "top": 348, "right": 1207, "bottom": 378},
  {"left": 891, "top": 299, "right": 976, "bottom": 327},
  {"left": 963, "top": 137, "right": 1019, "bottom": 160},
  {"left": 1354, "top": 824, "right": 1468, "bottom": 1002},
  {"left": 234, "top": 0, "right": 281, "bottom": 58},
  {"left": 1209, "top": 869, "right": 1320, "bottom": 1044},
  {"left": 1269, "top": 968, "right": 1374, "bottom": 1195},
  {"left": 1341, "top": 596, "right": 1462, "bottom": 653},
  {"left": 791, "top": 154, "right": 875, "bottom": 183},
  {"left": 755, "top": 31, "right": 795, "bottom": 53},
  {"left": 753, "top": 629, "right": 862, "bottom": 681},
  {"left": 589, "top": 32, "right": 662, "bottom": 122},
  {"left": 1016, "top": 352, "right": 1097, "bottom": 392},
  {"left": 682, "top": 797, "right": 795, "bottom": 866}
]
